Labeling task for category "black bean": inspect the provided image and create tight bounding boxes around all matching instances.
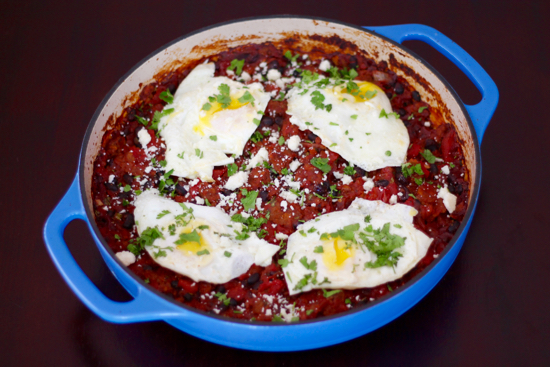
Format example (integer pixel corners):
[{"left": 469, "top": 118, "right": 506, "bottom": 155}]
[
  {"left": 429, "top": 164, "right": 438, "bottom": 174},
  {"left": 215, "top": 285, "right": 226, "bottom": 294},
  {"left": 375, "top": 179, "right": 389, "bottom": 187},
  {"left": 175, "top": 184, "right": 187, "bottom": 196},
  {"left": 183, "top": 293, "right": 193, "bottom": 302},
  {"left": 292, "top": 70, "right": 301, "bottom": 77},
  {"left": 314, "top": 181, "right": 329, "bottom": 195},
  {"left": 259, "top": 190, "right": 269, "bottom": 201},
  {"left": 107, "top": 209, "right": 115, "bottom": 217},
  {"left": 398, "top": 187, "right": 410, "bottom": 202},
  {"left": 252, "top": 281, "right": 263, "bottom": 290},
  {"left": 394, "top": 82, "right": 404, "bottom": 94},
  {"left": 355, "top": 167, "right": 366, "bottom": 177},
  {"left": 261, "top": 116, "right": 274, "bottom": 126},
  {"left": 424, "top": 138, "right": 439, "bottom": 152},
  {"left": 307, "top": 132, "right": 318, "bottom": 142},
  {"left": 386, "top": 91, "right": 393, "bottom": 99},
  {"left": 122, "top": 213, "right": 134, "bottom": 229},
  {"left": 118, "top": 191, "right": 131, "bottom": 200},
  {"left": 166, "top": 83, "right": 177, "bottom": 94},
  {"left": 275, "top": 116, "right": 284, "bottom": 126},
  {"left": 412, "top": 91, "right": 421, "bottom": 101},
  {"left": 221, "top": 188, "right": 233, "bottom": 196},
  {"left": 105, "top": 182, "right": 118, "bottom": 192},
  {"left": 229, "top": 298, "right": 238, "bottom": 307},
  {"left": 448, "top": 220, "right": 460, "bottom": 233},
  {"left": 397, "top": 108, "right": 407, "bottom": 117},
  {"left": 123, "top": 173, "right": 133, "bottom": 185},
  {"left": 143, "top": 265, "right": 153, "bottom": 271},
  {"left": 127, "top": 109, "right": 136, "bottom": 121},
  {"left": 247, "top": 273, "right": 260, "bottom": 285},
  {"left": 170, "top": 280, "right": 179, "bottom": 289},
  {"left": 267, "top": 60, "right": 281, "bottom": 70},
  {"left": 133, "top": 135, "right": 142, "bottom": 149},
  {"left": 396, "top": 170, "right": 408, "bottom": 186}
]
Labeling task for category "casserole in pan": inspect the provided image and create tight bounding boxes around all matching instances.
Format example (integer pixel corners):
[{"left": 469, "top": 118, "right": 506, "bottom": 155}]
[{"left": 44, "top": 16, "right": 498, "bottom": 351}]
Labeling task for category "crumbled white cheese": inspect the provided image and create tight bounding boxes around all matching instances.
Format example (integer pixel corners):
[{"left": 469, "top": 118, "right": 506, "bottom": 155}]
[
  {"left": 286, "top": 135, "right": 301, "bottom": 152},
  {"left": 248, "top": 147, "right": 269, "bottom": 168},
  {"left": 137, "top": 129, "right": 151, "bottom": 147},
  {"left": 437, "top": 186, "right": 457, "bottom": 213},
  {"left": 256, "top": 198, "right": 263, "bottom": 211},
  {"left": 424, "top": 121, "right": 431, "bottom": 127},
  {"left": 289, "top": 160, "right": 302, "bottom": 172},
  {"left": 280, "top": 190, "right": 298, "bottom": 204},
  {"left": 441, "top": 165, "right": 450, "bottom": 175},
  {"left": 115, "top": 251, "right": 136, "bottom": 266},
  {"left": 268, "top": 130, "right": 280, "bottom": 144},
  {"left": 319, "top": 59, "right": 331, "bottom": 71},
  {"left": 389, "top": 194, "right": 398, "bottom": 204},
  {"left": 275, "top": 233, "right": 289, "bottom": 240},
  {"left": 226, "top": 69, "right": 235, "bottom": 76},
  {"left": 281, "top": 200, "right": 288, "bottom": 211},
  {"left": 341, "top": 175, "right": 353, "bottom": 185},
  {"left": 241, "top": 71, "right": 251, "bottom": 82},
  {"left": 194, "top": 197, "right": 205, "bottom": 205},
  {"left": 267, "top": 69, "right": 282, "bottom": 81},
  {"left": 275, "top": 79, "right": 285, "bottom": 89},
  {"left": 333, "top": 171, "right": 343, "bottom": 179},
  {"left": 363, "top": 178, "right": 375, "bottom": 192},
  {"left": 108, "top": 174, "right": 115, "bottom": 183},
  {"left": 225, "top": 171, "right": 249, "bottom": 190}
]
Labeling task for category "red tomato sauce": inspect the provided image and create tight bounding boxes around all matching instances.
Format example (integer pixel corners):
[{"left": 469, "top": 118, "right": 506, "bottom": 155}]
[{"left": 91, "top": 42, "right": 469, "bottom": 321}]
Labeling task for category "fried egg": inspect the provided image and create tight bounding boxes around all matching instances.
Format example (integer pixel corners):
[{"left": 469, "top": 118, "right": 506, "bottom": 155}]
[
  {"left": 133, "top": 189, "right": 279, "bottom": 284},
  {"left": 283, "top": 198, "right": 432, "bottom": 295},
  {"left": 286, "top": 79, "right": 409, "bottom": 172},
  {"left": 158, "top": 63, "right": 270, "bottom": 181}
]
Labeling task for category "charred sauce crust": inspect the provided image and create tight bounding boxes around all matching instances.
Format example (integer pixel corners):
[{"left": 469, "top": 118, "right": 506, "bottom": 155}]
[{"left": 91, "top": 41, "right": 469, "bottom": 321}]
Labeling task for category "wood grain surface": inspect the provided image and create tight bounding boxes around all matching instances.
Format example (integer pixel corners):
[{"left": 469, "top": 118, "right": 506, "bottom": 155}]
[{"left": 1, "top": 1, "right": 549, "bottom": 365}]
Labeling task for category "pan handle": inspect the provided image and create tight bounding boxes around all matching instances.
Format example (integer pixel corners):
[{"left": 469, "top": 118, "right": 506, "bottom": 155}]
[
  {"left": 364, "top": 24, "right": 499, "bottom": 144},
  {"left": 43, "top": 175, "right": 183, "bottom": 323}
]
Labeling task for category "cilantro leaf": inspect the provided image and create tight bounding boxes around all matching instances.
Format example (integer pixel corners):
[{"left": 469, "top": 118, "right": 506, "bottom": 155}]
[
  {"left": 421, "top": 149, "right": 437, "bottom": 164},
  {"left": 310, "top": 157, "right": 331, "bottom": 174},
  {"left": 241, "top": 190, "right": 259, "bottom": 211},
  {"left": 159, "top": 89, "right": 174, "bottom": 104},
  {"left": 322, "top": 289, "right": 341, "bottom": 298},
  {"left": 227, "top": 163, "right": 238, "bottom": 177},
  {"left": 228, "top": 59, "right": 245, "bottom": 75}
]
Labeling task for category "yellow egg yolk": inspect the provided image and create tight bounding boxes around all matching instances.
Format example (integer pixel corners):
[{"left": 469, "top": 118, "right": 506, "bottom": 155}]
[
  {"left": 194, "top": 94, "right": 250, "bottom": 135},
  {"left": 331, "top": 81, "right": 384, "bottom": 103},
  {"left": 176, "top": 228, "right": 211, "bottom": 256},
  {"left": 322, "top": 237, "right": 355, "bottom": 271}
]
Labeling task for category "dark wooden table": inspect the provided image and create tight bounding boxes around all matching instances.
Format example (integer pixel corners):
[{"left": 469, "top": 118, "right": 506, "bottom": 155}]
[{"left": 2, "top": 1, "right": 549, "bottom": 365}]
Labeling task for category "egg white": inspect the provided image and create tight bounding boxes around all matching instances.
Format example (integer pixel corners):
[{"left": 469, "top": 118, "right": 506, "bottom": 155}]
[
  {"left": 283, "top": 198, "right": 432, "bottom": 295},
  {"left": 133, "top": 189, "right": 279, "bottom": 284},
  {"left": 158, "top": 63, "right": 271, "bottom": 181},
  {"left": 286, "top": 79, "right": 409, "bottom": 172}
]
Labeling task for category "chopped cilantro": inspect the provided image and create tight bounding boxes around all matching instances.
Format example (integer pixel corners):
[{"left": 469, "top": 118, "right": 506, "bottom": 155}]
[
  {"left": 385, "top": 150, "right": 392, "bottom": 156},
  {"left": 174, "top": 229, "right": 201, "bottom": 245},
  {"left": 196, "top": 249, "right": 210, "bottom": 256},
  {"left": 227, "top": 59, "right": 245, "bottom": 75},
  {"left": 202, "top": 102, "right": 212, "bottom": 111},
  {"left": 313, "top": 246, "right": 324, "bottom": 253},
  {"left": 238, "top": 91, "right": 255, "bottom": 105},
  {"left": 159, "top": 89, "right": 174, "bottom": 104},
  {"left": 127, "top": 226, "right": 164, "bottom": 256},
  {"left": 156, "top": 210, "right": 170, "bottom": 219},
  {"left": 278, "top": 136, "right": 285, "bottom": 145},
  {"left": 224, "top": 251, "right": 232, "bottom": 258},
  {"left": 350, "top": 114, "right": 358, "bottom": 120},
  {"left": 418, "top": 106, "right": 428, "bottom": 113},
  {"left": 421, "top": 149, "right": 437, "bottom": 164},
  {"left": 240, "top": 190, "right": 259, "bottom": 211},
  {"left": 343, "top": 165, "right": 356, "bottom": 176},
  {"left": 310, "top": 157, "right": 331, "bottom": 174},
  {"left": 322, "top": 289, "right": 341, "bottom": 298},
  {"left": 227, "top": 163, "right": 238, "bottom": 177},
  {"left": 209, "top": 135, "right": 217, "bottom": 141}
]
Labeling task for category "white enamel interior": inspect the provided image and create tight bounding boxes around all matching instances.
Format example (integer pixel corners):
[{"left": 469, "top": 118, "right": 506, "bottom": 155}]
[{"left": 82, "top": 18, "right": 476, "bottom": 212}]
